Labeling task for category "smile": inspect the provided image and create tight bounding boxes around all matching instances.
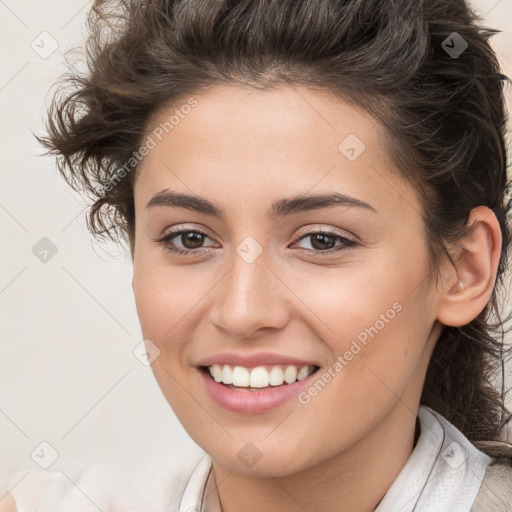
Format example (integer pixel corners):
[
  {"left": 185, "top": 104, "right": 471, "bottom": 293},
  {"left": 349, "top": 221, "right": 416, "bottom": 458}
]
[
  {"left": 205, "top": 364, "right": 318, "bottom": 389},
  {"left": 198, "top": 363, "right": 321, "bottom": 414}
]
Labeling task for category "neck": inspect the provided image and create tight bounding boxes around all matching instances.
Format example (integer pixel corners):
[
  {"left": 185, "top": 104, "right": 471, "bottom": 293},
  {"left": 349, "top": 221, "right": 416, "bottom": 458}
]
[{"left": 212, "top": 401, "right": 421, "bottom": 512}]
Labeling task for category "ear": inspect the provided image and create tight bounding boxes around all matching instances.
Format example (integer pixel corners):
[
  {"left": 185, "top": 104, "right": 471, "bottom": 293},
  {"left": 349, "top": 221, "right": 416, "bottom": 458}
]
[{"left": 436, "top": 206, "right": 502, "bottom": 327}]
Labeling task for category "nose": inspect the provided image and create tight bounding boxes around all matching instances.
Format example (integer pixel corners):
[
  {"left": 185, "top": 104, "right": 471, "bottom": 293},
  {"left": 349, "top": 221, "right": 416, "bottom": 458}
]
[{"left": 209, "top": 250, "right": 290, "bottom": 340}]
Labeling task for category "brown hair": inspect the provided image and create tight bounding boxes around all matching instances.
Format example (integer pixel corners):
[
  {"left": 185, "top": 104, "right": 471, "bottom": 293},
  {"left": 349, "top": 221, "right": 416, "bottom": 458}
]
[{"left": 39, "top": 0, "right": 512, "bottom": 447}]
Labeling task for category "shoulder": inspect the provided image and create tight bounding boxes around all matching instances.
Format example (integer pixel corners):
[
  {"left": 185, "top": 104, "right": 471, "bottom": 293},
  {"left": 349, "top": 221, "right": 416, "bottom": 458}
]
[
  {"left": 0, "top": 451, "right": 208, "bottom": 512},
  {"left": 472, "top": 440, "right": 512, "bottom": 512}
]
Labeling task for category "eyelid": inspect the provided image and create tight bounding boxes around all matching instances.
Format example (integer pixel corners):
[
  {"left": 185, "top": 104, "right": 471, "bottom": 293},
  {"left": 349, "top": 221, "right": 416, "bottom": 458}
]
[
  {"left": 290, "top": 232, "right": 357, "bottom": 255},
  {"left": 154, "top": 223, "right": 213, "bottom": 242},
  {"left": 154, "top": 226, "right": 215, "bottom": 247},
  {"left": 293, "top": 225, "right": 357, "bottom": 243}
]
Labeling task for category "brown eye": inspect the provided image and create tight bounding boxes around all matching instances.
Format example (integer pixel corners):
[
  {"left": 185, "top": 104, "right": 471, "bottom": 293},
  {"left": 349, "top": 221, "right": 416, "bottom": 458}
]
[
  {"left": 155, "top": 229, "right": 216, "bottom": 255},
  {"left": 309, "top": 233, "right": 337, "bottom": 251},
  {"left": 292, "top": 231, "right": 357, "bottom": 254},
  {"left": 179, "top": 231, "right": 206, "bottom": 249}
]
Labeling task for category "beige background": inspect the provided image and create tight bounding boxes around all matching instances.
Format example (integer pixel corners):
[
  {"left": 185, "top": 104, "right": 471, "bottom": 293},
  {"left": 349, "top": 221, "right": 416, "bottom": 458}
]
[{"left": 0, "top": 0, "right": 511, "bottom": 474}]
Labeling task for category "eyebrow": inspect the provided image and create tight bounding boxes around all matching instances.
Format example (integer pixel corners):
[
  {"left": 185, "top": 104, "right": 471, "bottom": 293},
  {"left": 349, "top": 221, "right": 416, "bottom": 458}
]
[{"left": 146, "top": 189, "right": 376, "bottom": 219}]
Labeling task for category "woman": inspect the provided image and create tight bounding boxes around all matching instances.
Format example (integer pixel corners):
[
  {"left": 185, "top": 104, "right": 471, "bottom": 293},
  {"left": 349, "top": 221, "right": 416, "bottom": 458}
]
[{"left": 1, "top": 0, "right": 512, "bottom": 510}]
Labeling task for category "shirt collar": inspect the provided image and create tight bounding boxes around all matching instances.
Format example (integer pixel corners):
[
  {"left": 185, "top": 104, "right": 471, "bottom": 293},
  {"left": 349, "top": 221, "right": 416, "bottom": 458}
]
[{"left": 376, "top": 405, "right": 491, "bottom": 512}]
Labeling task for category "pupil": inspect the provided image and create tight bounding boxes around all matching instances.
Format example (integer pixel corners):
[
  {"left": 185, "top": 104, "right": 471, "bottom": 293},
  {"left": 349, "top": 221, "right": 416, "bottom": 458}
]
[
  {"left": 183, "top": 232, "right": 204, "bottom": 249},
  {"left": 311, "top": 233, "right": 334, "bottom": 251}
]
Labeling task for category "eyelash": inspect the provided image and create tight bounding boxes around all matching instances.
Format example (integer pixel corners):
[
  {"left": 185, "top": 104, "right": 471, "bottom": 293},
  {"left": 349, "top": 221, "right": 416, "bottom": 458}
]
[{"left": 155, "top": 228, "right": 357, "bottom": 256}]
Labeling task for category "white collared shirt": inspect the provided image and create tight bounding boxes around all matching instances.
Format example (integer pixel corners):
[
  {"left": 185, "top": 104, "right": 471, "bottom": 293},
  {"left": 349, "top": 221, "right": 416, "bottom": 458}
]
[{"left": 3, "top": 405, "right": 492, "bottom": 511}]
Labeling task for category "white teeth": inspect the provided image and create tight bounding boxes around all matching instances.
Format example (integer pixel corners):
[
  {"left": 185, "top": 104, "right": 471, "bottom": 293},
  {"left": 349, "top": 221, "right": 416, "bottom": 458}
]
[
  {"left": 211, "top": 364, "right": 223, "bottom": 382},
  {"left": 297, "top": 365, "right": 310, "bottom": 381},
  {"left": 269, "top": 366, "right": 284, "bottom": 386},
  {"left": 283, "top": 365, "right": 298, "bottom": 384},
  {"left": 232, "top": 366, "right": 250, "bottom": 386},
  {"left": 250, "top": 366, "right": 270, "bottom": 388},
  {"left": 222, "top": 365, "right": 233, "bottom": 384},
  {"left": 207, "top": 364, "right": 316, "bottom": 388}
]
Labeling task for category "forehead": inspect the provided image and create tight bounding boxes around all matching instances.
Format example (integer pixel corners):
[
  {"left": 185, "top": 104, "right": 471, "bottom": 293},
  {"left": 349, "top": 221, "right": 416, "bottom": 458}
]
[
  {"left": 143, "top": 84, "right": 380, "bottom": 157},
  {"left": 134, "top": 84, "right": 420, "bottom": 218}
]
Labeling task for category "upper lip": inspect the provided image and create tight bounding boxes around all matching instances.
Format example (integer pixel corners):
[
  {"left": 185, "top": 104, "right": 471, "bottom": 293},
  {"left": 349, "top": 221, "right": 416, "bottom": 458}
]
[{"left": 197, "top": 352, "right": 320, "bottom": 369}]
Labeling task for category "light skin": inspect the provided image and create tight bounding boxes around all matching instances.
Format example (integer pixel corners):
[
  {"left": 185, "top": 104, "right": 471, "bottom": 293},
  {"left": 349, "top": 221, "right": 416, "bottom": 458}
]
[{"left": 129, "top": 84, "right": 501, "bottom": 512}]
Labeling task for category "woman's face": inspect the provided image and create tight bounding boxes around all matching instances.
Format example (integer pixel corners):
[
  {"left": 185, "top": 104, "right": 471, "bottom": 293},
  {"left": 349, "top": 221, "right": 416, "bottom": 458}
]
[{"left": 132, "top": 84, "right": 445, "bottom": 476}]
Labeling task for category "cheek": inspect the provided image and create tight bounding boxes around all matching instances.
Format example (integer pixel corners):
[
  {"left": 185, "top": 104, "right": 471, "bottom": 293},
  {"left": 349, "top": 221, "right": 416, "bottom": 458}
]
[
  {"left": 132, "top": 255, "right": 209, "bottom": 343},
  {"left": 290, "top": 251, "right": 435, "bottom": 396},
  {"left": 132, "top": 263, "right": 201, "bottom": 415},
  {"left": 287, "top": 249, "right": 430, "bottom": 347}
]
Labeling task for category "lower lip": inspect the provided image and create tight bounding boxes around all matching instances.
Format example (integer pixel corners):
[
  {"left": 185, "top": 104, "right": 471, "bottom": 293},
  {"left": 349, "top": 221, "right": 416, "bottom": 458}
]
[{"left": 198, "top": 368, "right": 318, "bottom": 414}]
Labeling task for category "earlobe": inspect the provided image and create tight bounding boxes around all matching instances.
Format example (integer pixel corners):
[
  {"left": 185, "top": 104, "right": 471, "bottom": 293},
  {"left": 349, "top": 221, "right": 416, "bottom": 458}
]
[{"left": 436, "top": 206, "right": 502, "bottom": 327}]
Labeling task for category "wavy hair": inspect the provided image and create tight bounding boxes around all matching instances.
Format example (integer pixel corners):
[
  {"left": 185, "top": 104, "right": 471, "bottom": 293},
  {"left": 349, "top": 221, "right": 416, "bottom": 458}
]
[{"left": 39, "top": 0, "right": 512, "bottom": 448}]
